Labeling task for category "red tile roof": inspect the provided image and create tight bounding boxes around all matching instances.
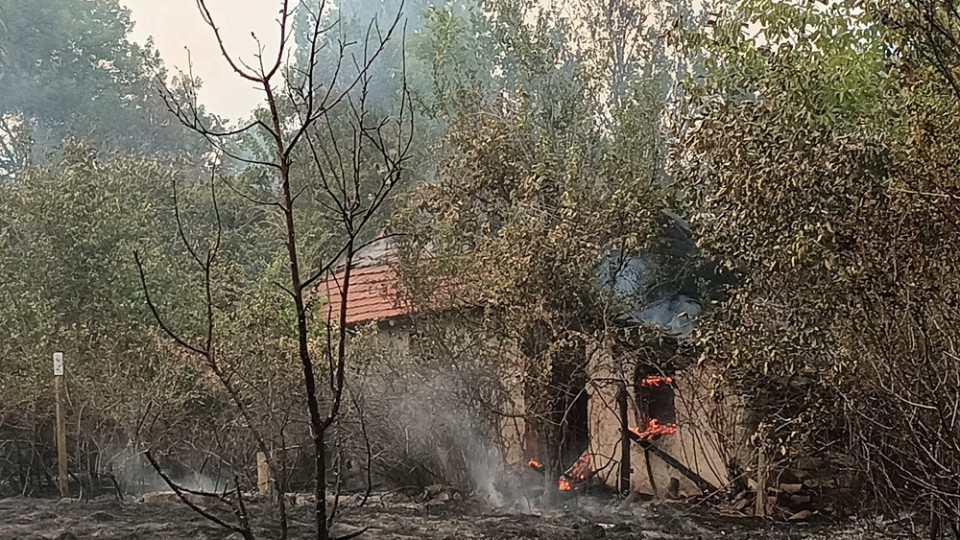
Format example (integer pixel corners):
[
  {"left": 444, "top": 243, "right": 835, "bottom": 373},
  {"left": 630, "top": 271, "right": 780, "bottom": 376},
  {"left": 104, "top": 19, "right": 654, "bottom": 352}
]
[
  {"left": 320, "top": 265, "right": 412, "bottom": 325},
  {"left": 318, "top": 239, "right": 413, "bottom": 325}
]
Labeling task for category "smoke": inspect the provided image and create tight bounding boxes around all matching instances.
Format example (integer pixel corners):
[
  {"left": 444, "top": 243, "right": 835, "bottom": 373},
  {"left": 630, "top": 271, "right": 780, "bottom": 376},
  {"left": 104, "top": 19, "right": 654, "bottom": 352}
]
[
  {"left": 638, "top": 295, "right": 701, "bottom": 336},
  {"left": 296, "top": 0, "right": 449, "bottom": 112},
  {"left": 598, "top": 251, "right": 702, "bottom": 336},
  {"left": 356, "top": 340, "right": 522, "bottom": 507},
  {"left": 99, "top": 446, "right": 233, "bottom": 496}
]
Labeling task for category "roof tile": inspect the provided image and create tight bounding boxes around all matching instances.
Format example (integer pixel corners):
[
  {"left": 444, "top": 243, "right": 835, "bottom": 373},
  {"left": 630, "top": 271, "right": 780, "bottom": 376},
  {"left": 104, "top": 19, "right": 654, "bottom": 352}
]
[{"left": 318, "top": 264, "right": 413, "bottom": 325}]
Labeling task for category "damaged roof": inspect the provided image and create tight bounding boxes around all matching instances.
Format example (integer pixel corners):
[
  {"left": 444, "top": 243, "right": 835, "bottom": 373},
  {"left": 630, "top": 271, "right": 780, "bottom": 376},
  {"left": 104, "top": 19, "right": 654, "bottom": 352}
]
[
  {"left": 320, "top": 219, "right": 714, "bottom": 333},
  {"left": 318, "top": 238, "right": 413, "bottom": 325}
]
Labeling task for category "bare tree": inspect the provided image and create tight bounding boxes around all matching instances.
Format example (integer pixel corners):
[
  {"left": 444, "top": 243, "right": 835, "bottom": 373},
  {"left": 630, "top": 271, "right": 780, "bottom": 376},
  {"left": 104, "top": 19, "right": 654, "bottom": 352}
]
[{"left": 135, "top": 2, "right": 412, "bottom": 539}]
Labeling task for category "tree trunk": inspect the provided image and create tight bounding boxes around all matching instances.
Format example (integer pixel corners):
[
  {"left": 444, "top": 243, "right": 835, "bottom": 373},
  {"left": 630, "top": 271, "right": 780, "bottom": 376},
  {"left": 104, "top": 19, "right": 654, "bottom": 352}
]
[
  {"left": 618, "top": 383, "right": 631, "bottom": 495},
  {"left": 316, "top": 431, "right": 328, "bottom": 540},
  {"left": 540, "top": 422, "right": 561, "bottom": 506}
]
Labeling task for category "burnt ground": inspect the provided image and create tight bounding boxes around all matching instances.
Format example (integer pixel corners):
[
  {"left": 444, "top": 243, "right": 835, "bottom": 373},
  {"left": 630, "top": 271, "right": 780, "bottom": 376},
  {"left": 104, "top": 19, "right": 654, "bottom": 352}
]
[{"left": 0, "top": 493, "right": 910, "bottom": 540}]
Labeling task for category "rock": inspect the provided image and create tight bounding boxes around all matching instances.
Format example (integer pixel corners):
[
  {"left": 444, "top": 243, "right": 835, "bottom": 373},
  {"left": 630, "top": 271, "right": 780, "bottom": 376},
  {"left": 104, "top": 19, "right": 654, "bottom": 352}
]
[
  {"left": 55, "top": 533, "right": 78, "bottom": 540},
  {"left": 788, "top": 510, "right": 813, "bottom": 521},
  {"left": 421, "top": 483, "right": 461, "bottom": 502},
  {"left": 578, "top": 524, "right": 606, "bottom": 539},
  {"left": 733, "top": 496, "right": 752, "bottom": 511}
]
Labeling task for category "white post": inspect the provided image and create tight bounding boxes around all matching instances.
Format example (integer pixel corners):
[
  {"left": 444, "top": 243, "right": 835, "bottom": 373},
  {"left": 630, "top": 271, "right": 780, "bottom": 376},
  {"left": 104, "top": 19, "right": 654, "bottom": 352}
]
[{"left": 53, "top": 352, "right": 68, "bottom": 498}]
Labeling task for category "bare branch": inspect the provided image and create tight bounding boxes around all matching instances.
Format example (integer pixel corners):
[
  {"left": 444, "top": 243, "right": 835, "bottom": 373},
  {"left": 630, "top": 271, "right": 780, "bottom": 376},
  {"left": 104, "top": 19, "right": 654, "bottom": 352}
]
[
  {"left": 195, "top": 0, "right": 276, "bottom": 83},
  {"left": 144, "top": 450, "right": 251, "bottom": 538},
  {"left": 133, "top": 251, "right": 208, "bottom": 357}
]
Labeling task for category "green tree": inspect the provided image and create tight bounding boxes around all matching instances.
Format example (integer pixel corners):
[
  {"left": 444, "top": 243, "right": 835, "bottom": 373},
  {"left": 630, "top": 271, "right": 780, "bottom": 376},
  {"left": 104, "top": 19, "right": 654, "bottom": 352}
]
[
  {"left": 399, "top": 0, "right": 677, "bottom": 502},
  {"left": 0, "top": 0, "right": 208, "bottom": 176},
  {"left": 675, "top": 0, "right": 960, "bottom": 523},
  {"left": 0, "top": 142, "right": 292, "bottom": 496}
]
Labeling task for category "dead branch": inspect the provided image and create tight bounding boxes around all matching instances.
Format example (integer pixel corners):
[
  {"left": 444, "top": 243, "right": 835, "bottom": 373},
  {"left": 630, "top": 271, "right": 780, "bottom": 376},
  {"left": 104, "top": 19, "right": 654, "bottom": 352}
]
[{"left": 144, "top": 450, "right": 253, "bottom": 540}]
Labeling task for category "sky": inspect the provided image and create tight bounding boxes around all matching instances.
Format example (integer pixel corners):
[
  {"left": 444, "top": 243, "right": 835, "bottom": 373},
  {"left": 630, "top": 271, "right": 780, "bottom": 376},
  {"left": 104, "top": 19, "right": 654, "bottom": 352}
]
[{"left": 120, "top": 0, "right": 289, "bottom": 121}]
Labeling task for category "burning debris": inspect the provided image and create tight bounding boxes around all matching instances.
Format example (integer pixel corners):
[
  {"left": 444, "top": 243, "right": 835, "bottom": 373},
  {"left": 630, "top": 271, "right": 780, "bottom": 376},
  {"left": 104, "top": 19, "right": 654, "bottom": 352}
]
[
  {"left": 527, "top": 451, "right": 594, "bottom": 492},
  {"left": 639, "top": 375, "right": 675, "bottom": 387},
  {"left": 629, "top": 418, "right": 678, "bottom": 440},
  {"left": 564, "top": 451, "right": 592, "bottom": 487},
  {"left": 626, "top": 420, "right": 719, "bottom": 495}
]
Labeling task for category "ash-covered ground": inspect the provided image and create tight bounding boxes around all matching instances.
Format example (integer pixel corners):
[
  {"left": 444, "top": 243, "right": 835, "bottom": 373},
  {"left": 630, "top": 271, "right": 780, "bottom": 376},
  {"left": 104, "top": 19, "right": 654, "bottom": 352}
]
[{"left": 0, "top": 493, "right": 908, "bottom": 540}]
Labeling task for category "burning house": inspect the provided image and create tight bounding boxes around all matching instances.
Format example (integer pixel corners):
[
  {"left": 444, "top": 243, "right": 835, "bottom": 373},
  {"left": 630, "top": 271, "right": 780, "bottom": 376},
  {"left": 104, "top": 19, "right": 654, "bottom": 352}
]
[{"left": 320, "top": 233, "right": 745, "bottom": 499}]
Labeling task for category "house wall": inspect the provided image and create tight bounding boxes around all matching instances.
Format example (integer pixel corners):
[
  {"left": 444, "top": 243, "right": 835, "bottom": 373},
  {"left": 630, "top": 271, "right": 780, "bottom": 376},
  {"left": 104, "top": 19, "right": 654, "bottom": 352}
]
[
  {"left": 629, "top": 370, "right": 735, "bottom": 495},
  {"left": 587, "top": 342, "right": 750, "bottom": 496},
  {"left": 586, "top": 339, "right": 626, "bottom": 487},
  {"left": 364, "top": 319, "right": 748, "bottom": 497}
]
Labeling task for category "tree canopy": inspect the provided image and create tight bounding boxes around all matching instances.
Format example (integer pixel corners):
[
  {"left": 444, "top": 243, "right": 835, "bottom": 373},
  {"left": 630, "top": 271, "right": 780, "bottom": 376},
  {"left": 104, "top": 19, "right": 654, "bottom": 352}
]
[
  {"left": 675, "top": 0, "right": 960, "bottom": 518},
  {"left": 0, "top": 0, "right": 209, "bottom": 176}
]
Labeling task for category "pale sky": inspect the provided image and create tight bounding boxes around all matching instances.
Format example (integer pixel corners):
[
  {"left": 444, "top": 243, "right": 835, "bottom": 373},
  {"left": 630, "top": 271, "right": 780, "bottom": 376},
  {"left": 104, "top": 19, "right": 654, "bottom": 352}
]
[{"left": 120, "top": 0, "right": 289, "bottom": 121}]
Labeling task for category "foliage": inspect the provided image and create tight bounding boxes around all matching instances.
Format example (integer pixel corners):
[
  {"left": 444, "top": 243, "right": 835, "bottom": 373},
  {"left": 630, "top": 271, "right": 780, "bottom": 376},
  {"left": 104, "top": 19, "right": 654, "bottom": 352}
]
[
  {"left": 0, "top": 0, "right": 209, "bottom": 176},
  {"left": 0, "top": 143, "right": 296, "bottom": 496},
  {"left": 676, "top": 0, "right": 960, "bottom": 522},
  {"left": 398, "top": 0, "right": 677, "bottom": 499}
]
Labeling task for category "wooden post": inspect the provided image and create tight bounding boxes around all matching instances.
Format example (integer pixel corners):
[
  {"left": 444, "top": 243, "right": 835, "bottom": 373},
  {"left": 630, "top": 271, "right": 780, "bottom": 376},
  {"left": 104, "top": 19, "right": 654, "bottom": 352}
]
[
  {"left": 53, "top": 352, "right": 68, "bottom": 498},
  {"left": 617, "top": 382, "right": 631, "bottom": 495},
  {"left": 257, "top": 451, "right": 272, "bottom": 496},
  {"left": 755, "top": 446, "right": 768, "bottom": 517}
]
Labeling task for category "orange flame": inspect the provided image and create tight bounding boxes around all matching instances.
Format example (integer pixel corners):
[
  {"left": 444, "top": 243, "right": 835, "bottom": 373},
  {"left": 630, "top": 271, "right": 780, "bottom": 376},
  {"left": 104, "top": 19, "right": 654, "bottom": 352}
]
[
  {"left": 640, "top": 375, "right": 675, "bottom": 387},
  {"left": 565, "top": 451, "right": 592, "bottom": 482},
  {"left": 629, "top": 418, "right": 678, "bottom": 440},
  {"left": 527, "top": 452, "right": 592, "bottom": 491}
]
